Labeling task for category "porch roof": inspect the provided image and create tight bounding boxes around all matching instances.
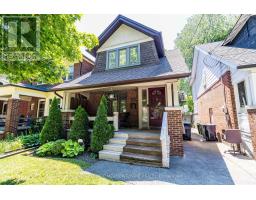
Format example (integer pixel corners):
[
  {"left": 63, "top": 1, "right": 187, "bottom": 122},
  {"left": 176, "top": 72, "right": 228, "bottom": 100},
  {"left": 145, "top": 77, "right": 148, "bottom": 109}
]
[{"left": 52, "top": 49, "right": 190, "bottom": 91}]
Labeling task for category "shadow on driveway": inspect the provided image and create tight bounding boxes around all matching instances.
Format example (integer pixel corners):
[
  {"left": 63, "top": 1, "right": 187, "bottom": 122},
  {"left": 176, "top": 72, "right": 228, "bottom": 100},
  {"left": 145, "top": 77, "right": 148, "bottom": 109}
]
[{"left": 85, "top": 134, "right": 235, "bottom": 185}]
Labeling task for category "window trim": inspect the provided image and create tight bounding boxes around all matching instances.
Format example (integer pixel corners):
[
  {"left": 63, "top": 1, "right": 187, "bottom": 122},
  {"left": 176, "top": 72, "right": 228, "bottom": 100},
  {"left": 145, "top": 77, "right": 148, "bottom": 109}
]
[
  {"left": 237, "top": 80, "right": 248, "bottom": 108},
  {"left": 106, "top": 44, "right": 140, "bottom": 70}
]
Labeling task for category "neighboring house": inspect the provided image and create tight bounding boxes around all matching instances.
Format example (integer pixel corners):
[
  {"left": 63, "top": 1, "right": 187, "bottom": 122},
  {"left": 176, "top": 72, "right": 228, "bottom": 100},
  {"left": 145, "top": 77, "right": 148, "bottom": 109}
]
[
  {"left": 0, "top": 54, "right": 94, "bottom": 138},
  {"left": 0, "top": 15, "right": 190, "bottom": 167},
  {"left": 191, "top": 14, "right": 256, "bottom": 158}
]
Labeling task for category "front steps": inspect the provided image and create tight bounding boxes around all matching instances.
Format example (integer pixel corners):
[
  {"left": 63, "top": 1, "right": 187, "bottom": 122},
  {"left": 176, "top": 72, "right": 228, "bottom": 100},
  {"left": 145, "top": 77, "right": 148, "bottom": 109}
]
[
  {"left": 99, "top": 130, "right": 163, "bottom": 167},
  {"left": 99, "top": 133, "right": 128, "bottom": 162}
]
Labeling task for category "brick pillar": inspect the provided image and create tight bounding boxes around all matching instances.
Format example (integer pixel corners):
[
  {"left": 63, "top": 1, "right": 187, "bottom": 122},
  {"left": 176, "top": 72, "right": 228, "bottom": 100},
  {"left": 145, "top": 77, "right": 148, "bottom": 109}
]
[
  {"left": 4, "top": 98, "right": 20, "bottom": 137},
  {"left": 247, "top": 108, "right": 256, "bottom": 158},
  {"left": 166, "top": 107, "right": 184, "bottom": 156}
]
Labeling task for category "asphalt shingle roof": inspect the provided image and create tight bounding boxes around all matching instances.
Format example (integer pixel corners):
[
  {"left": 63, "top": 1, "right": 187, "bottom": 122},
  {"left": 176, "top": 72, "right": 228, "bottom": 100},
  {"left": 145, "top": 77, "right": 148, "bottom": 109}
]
[
  {"left": 196, "top": 41, "right": 256, "bottom": 67},
  {"left": 53, "top": 49, "right": 189, "bottom": 90}
]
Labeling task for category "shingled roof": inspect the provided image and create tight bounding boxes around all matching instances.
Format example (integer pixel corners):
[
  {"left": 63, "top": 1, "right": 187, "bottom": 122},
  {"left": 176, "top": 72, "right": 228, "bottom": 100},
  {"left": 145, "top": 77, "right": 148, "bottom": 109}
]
[{"left": 52, "top": 49, "right": 190, "bottom": 91}]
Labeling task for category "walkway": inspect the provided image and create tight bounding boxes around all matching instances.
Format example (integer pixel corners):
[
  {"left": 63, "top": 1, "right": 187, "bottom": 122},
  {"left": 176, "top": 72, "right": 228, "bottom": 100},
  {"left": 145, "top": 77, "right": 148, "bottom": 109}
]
[{"left": 85, "top": 133, "right": 256, "bottom": 185}]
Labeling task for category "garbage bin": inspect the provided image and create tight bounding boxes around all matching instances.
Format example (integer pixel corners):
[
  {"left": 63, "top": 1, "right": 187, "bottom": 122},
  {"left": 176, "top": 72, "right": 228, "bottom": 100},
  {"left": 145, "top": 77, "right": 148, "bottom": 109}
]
[{"left": 183, "top": 123, "right": 191, "bottom": 140}]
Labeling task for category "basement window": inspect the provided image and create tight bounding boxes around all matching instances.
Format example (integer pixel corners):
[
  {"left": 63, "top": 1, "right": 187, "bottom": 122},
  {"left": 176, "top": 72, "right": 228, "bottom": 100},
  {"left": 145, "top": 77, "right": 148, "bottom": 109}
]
[{"left": 238, "top": 81, "right": 248, "bottom": 107}]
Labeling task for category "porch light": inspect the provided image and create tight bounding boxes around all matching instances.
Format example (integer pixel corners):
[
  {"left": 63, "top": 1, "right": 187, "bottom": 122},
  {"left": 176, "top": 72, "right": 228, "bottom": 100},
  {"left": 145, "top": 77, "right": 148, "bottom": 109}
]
[{"left": 109, "top": 93, "right": 115, "bottom": 99}]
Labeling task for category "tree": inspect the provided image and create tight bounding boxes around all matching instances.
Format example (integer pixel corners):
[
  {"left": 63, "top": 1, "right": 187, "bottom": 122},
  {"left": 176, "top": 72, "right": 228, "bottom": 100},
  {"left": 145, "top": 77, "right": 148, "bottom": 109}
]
[
  {"left": 175, "top": 14, "right": 238, "bottom": 95},
  {"left": 40, "top": 97, "right": 63, "bottom": 144},
  {"left": 0, "top": 14, "right": 98, "bottom": 84},
  {"left": 68, "top": 106, "right": 89, "bottom": 145},
  {"left": 90, "top": 95, "right": 114, "bottom": 153}
]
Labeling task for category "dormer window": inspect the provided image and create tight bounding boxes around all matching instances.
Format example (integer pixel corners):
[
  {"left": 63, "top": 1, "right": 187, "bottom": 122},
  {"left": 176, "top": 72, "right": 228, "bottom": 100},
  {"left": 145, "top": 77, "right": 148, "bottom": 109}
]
[{"left": 107, "top": 44, "right": 140, "bottom": 69}]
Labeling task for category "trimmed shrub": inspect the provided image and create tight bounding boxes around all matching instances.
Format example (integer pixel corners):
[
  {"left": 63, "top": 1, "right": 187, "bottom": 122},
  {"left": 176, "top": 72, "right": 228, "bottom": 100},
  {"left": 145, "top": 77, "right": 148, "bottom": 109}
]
[
  {"left": 40, "top": 97, "right": 63, "bottom": 144},
  {"left": 90, "top": 95, "right": 114, "bottom": 153},
  {"left": 68, "top": 106, "right": 89, "bottom": 145},
  {"left": 61, "top": 140, "right": 84, "bottom": 158},
  {"left": 51, "top": 139, "right": 66, "bottom": 156}
]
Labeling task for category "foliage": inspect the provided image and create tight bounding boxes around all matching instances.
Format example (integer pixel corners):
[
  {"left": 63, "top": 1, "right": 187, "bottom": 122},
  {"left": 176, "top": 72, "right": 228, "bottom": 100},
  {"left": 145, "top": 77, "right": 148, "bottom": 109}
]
[
  {"left": 36, "top": 139, "right": 65, "bottom": 157},
  {"left": 0, "top": 139, "right": 23, "bottom": 154},
  {"left": 0, "top": 14, "right": 98, "bottom": 84},
  {"left": 186, "top": 96, "right": 194, "bottom": 113},
  {"left": 175, "top": 14, "right": 238, "bottom": 94},
  {"left": 61, "top": 140, "right": 84, "bottom": 158},
  {"left": 90, "top": 95, "right": 114, "bottom": 153},
  {"left": 0, "top": 154, "right": 123, "bottom": 185},
  {"left": 5, "top": 133, "right": 16, "bottom": 141},
  {"left": 19, "top": 134, "right": 40, "bottom": 148},
  {"left": 68, "top": 106, "right": 89, "bottom": 145},
  {"left": 40, "top": 97, "right": 63, "bottom": 144}
]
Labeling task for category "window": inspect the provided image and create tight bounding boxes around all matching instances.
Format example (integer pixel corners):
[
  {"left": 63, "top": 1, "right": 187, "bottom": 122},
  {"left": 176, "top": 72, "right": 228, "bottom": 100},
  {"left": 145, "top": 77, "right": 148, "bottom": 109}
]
[
  {"left": 129, "top": 46, "right": 139, "bottom": 65},
  {"left": 65, "top": 65, "right": 74, "bottom": 81},
  {"left": 238, "top": 81, "right": 247, "bottom": 107},
  {"left": 2, "top": 102, "right": 7, "bottom": 115},
  {"left": 107, "top": 44, "right": 140, "bottom": 69},
  {"left": 37, "top": 100, "right": 45, "bottom": 118},
  {"left": 108, "top": 50, "right": 117, "bottom": 69},
  {"left": 118, "top": 48, "right": 127, "bottom": 66}
]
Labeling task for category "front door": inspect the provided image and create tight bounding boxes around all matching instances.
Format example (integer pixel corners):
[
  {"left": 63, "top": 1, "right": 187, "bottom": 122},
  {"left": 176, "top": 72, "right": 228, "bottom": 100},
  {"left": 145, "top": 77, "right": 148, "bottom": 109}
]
[{"left": 148, "top": 87, "right": 166, "bottom": 128}]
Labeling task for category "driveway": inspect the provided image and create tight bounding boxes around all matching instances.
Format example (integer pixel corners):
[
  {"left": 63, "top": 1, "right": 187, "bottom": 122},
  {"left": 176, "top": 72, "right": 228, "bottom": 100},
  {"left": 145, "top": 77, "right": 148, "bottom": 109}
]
[{"left": 85, "top": 134, "right": 256, "bottom": 185}]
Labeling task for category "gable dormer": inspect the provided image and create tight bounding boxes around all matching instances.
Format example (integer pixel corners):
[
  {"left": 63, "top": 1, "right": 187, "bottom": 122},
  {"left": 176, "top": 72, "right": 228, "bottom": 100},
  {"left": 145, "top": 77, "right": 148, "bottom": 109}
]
[{"left": 92, "top": 15, "right": 165, "bottom": 73}]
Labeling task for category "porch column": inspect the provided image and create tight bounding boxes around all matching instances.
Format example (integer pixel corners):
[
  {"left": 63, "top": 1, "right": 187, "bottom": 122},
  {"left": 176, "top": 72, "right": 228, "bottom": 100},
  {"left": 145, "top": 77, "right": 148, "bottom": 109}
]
[
  {"left": 4, "top": 98, "right": 21, "bottom": 136},
  {"left": 166, "top": 82, "right": 173, "bottom": 107},
  {"left": 172, "top": 81, "right": 179, "bottom": 106},
  {"left": 63, "top": 92, "right": 71, "bottom": 110},
  {"left": 138, "top": 87, "right": 143, "bottom": 129},
  {"left": 247, "top": 108, "right": 256, "bottom": 159},
  {"left": 165, "top": 107, "right": 184, "bottom": 156}
]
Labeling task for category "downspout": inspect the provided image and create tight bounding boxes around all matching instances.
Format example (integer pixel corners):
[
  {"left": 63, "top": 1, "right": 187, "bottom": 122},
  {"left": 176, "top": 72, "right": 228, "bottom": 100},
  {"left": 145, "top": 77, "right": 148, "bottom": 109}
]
[{"left": 54, "top": 91, "right": 63, "bottom": 99}]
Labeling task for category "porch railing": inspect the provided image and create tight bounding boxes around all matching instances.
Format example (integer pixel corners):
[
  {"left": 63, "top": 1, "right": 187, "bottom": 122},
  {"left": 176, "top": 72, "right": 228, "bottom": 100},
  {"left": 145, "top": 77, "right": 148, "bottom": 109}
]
[
  {"left": 69, "top": 111, "right": 119, "bottom": 131},
  {"left": 160, "top": 112, "right": 170, "bottom": 168}
]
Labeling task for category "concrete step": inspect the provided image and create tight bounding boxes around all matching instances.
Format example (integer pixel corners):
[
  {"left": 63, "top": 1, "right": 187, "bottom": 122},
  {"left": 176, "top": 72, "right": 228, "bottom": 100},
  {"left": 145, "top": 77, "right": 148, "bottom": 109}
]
[
  {"left": 109, "top": 137, "right": 127, "bottom": 145},
  {"left": 123, "top": 145, "right": 162, "bottom": 156},
  {"left": 126, "top": 138, "right": 161, "bottom": 147},
  {"left": 103, "top": 143, "right": 125, "bottom": 152},
  {"left": 120, "top": 152, "right": 162, "bottom": 167},
  {"left": 128, "top": 133, "right": 160, "bottom": 140},
  {"left": 99, "top": 150, "right": 121, "bottom": 161},
  {"left": 114, "top": 133, "right": 129, "bottom": 138}
]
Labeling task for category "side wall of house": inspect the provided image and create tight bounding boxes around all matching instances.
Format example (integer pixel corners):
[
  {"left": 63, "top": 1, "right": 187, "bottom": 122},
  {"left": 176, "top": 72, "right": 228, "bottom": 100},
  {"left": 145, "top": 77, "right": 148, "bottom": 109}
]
[
  {"left": 197, "top": 71, "right": 238, "bottom": 138},
  {"left": 73, "top": 58, "right": 94, "bottom": 79}
]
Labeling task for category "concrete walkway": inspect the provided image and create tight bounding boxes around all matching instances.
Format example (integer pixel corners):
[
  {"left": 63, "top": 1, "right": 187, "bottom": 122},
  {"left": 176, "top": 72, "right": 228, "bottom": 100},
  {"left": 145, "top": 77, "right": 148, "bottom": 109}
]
[{"left": 85, "top": 134, "right": 256, "bottom": 185}]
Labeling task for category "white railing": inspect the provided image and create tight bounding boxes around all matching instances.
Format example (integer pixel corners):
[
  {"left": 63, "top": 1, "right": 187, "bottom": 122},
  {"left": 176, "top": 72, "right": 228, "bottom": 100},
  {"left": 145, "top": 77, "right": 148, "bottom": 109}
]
[
  {"left": 69, "top": 112, "right": 119, "bottom": 131},
  {"left": 160, "top": 112, "right": 170, "bottom": 168}
]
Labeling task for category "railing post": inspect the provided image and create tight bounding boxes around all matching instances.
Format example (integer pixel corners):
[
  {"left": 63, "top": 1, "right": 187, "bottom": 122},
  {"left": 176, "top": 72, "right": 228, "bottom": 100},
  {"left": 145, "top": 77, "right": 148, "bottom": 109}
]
[{"left": 113, "top": 112, "right": 119, "bottom": 131}]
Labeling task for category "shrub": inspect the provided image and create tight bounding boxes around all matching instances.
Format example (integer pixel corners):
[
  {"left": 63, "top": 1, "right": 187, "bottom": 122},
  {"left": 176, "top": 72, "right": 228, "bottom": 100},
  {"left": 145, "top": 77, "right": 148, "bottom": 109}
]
[
  {"left": 61, "top": 140, "right": 84, "bottom": 158},
  {"left": 19, "top": 134, "right": 40, "bottom": 148},
  {"left": 36, "top": 139, "right": 65, "bottom": 157},
  {"left": 51, "top": 139, "right": 66, "bottom": 156},
  {"left": 90, "top": 95, "right": 114, "bottom": 153},
  {"left": 68, "top": 106, "right": 89, "bottom": 144},
  {"left": 40, "top": 97, "right": 63, "bottom": 144}
]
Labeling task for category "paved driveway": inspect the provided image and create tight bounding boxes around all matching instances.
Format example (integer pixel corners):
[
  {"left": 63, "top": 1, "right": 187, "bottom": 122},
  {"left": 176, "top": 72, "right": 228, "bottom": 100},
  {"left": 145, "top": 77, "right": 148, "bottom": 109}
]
[{"left": 85, "top": 134, "right": 256, "bottom": 185}]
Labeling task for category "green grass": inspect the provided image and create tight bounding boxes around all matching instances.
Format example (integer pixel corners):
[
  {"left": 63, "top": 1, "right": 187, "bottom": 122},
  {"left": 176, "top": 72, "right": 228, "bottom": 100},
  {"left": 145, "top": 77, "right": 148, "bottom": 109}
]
[{"left": 0, "top": 154, "right": 123, "bottom": 185}]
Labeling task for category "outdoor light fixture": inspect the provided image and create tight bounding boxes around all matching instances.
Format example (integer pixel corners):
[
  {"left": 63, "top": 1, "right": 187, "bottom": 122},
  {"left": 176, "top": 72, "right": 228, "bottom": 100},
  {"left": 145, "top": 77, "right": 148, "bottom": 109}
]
[{"left": 109, "top": 93, "right": 115, "bottom": 99}]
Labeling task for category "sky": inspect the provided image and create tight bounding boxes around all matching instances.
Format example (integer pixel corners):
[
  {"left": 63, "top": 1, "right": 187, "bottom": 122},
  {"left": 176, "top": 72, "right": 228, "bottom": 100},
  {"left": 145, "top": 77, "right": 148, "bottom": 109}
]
[{"left": 76, "top": 14, "right": 191, "bottom": 58}]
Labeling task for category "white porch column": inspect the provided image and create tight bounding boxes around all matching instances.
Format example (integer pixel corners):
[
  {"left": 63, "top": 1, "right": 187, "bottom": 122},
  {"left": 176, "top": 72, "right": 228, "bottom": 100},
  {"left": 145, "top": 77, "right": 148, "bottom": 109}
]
[
  {"left": 113, "top": 112, "right": 119, "bottom": 131},
  {"left": 166, "top": 82, "right": 173, "bottom": 107},
  {"left": 63, "top": 92, "right": 71, "bottom": 111},
  {"left": 44, "top": 98, "right": 50, "bottom": 116},
  {"left": 172, "top": 81, "right": 179, "bottom": 107}
]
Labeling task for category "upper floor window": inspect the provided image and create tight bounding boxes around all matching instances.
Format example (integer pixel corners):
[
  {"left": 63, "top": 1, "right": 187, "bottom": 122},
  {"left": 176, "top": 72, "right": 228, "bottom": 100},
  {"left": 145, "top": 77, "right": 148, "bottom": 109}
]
[
  {"left": 65, "top": 65, "right": 74, "bottom": 81},
  {"left": 107, "top": 44, "right": 140, "bottom": 69},
  {"left": 238, "top": 81, "right": 247, "bottom": 107}
]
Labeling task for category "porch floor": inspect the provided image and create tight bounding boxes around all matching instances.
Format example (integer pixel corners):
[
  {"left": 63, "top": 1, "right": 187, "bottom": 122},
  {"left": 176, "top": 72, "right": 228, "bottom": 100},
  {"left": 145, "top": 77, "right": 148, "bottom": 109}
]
[{"left": 116, "top": 129, "right": 160, "bottom": 136}]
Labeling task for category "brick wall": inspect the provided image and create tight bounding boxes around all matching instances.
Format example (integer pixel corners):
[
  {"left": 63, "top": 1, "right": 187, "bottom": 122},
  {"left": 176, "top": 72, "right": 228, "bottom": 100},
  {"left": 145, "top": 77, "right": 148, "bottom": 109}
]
[
  {"left": 4, "top": 99, "right": 20, "bottom": 136},
  {"left": 247, "top": 108, "right": 256, "bottom": 158},
  {"left": 197, "top": 71, "right": 238, "bottom": 139},
  {"left": 126, "top": 89, "right": 138, "bottom": 127},
  {"left": 93, "top": 40, "right": 160, "bottom": 73},
  {"left": 74, "top": 59, "right": 94, "bottom": 79},
  {"left": 166, "top": 108, "right": 184, "bottom": 156}
]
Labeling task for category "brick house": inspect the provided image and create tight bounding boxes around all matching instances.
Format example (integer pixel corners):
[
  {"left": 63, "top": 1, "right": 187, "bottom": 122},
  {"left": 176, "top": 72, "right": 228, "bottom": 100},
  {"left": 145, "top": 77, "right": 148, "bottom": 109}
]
[
  {"left": 190, "top": 14, "right": 256, "bottom": 158},
  {"left": 0, "top": 15, "right": 190, "bottom": 167}
]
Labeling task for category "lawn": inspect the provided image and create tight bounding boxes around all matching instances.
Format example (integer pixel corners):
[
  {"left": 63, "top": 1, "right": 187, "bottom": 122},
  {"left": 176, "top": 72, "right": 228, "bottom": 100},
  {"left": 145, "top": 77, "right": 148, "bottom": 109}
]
[{"left": 0, "top": 153, "right": 123, "bottom": 185}]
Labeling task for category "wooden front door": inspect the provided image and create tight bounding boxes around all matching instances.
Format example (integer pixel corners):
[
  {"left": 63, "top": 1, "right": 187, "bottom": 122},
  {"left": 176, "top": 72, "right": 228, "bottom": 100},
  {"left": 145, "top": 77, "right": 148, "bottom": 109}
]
[{"left": 148, "top": 87, "right": 166, "bottom": 128}]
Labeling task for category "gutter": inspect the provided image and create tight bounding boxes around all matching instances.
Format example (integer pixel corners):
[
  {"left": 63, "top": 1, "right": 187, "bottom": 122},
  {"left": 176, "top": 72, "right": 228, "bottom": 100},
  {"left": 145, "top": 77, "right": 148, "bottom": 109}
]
[
  {"left": 54, "top": 91, "right": 63, "bottom": 99},
  {"left": 51, "top": 72, "right": 191, "bottom": 92},
  {"left": 237, "top": 64, "right": 256, "bottom": 69}
]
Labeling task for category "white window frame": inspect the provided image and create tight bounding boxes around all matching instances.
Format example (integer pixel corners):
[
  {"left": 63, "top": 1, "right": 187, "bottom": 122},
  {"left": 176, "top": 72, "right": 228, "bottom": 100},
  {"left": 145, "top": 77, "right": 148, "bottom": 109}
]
[
  {"left": 106, "top": 44, "right": 140, "bottom": 70},
  {"left": 37, "top": 99, "right": 46, "bottom": 118}
]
